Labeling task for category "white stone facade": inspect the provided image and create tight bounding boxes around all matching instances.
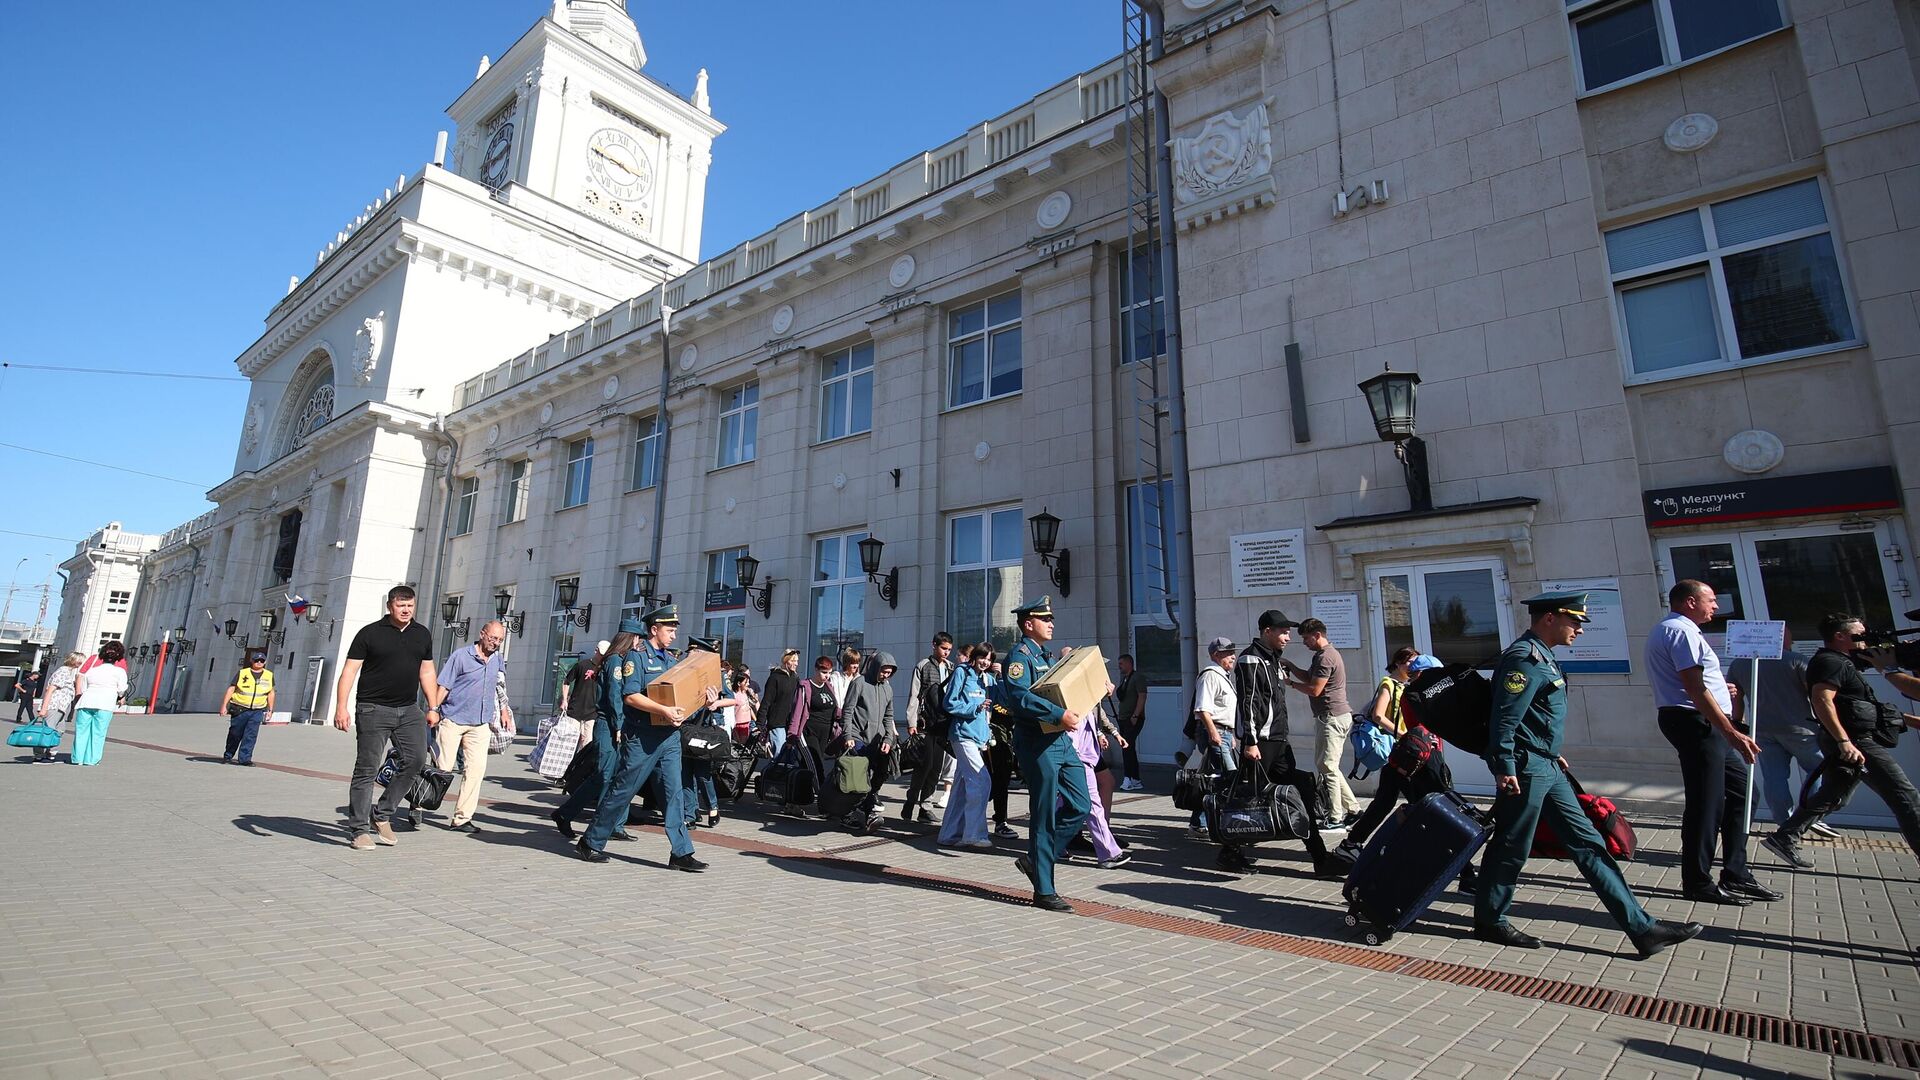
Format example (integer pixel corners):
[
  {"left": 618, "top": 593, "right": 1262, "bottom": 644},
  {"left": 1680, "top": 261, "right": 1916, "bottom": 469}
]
[
  {"left": 53, "top": 523, "right": 160, "bottom": 669},
  {"left": 128, "top": 2, "right": 1920, "bottom": 813}
]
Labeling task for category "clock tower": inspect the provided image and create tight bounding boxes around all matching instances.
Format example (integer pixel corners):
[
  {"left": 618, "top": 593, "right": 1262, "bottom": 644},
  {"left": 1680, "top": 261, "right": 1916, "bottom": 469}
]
[{"left": 447, "top": 0, "right": 723, "bottom": 267}]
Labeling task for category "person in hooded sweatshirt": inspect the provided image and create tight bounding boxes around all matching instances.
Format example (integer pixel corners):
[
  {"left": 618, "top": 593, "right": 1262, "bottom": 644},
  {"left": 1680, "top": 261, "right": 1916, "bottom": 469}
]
[{"left": 837, "top": 651, "right": 899, "bottom": 832}]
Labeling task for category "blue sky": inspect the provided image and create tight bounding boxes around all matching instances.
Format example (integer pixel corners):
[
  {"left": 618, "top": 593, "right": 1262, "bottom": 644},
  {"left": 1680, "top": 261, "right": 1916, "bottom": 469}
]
[{"left": 0, "top": 1, "right": 1114, "bottom": 627}]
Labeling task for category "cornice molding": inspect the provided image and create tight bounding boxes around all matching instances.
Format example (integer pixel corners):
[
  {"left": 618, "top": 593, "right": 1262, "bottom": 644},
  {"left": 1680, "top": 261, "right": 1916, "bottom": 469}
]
[{"left": 208, "top": 401, "right": 439, "bottom": 502}]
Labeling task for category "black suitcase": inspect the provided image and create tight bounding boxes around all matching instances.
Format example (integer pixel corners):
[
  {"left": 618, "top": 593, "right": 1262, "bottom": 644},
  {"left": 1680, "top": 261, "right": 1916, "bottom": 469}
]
[{"left": 1343, "top": 790, "right": 1490, "bottom": 945}]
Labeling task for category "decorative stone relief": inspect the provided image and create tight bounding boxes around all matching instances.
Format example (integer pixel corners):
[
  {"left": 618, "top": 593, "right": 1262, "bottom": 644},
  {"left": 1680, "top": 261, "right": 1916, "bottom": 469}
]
[
  {"left": 1664, "top": 113, "right": 1719, "bottom": 153},
  {"left": 833, "top": 472, "right": 848, "bottom": 491},
  {"left": 353, "top": 311, "right": 386, "bottom": 385},
  {"left": 435, "top": 445, "right": 453, "bottom": 465},
  {"left": 242, "top": 404, "right": 264, "bottom": 454},
  {"left": 679, "top": 344, "right": 698, "bottom": 371},
  {"left": 771, "top": 305, "right": 794, "bottom": 335},
  {"left": 602, "top": 375, "right": 620, "bottom": 400},
  {"left": 888, "top": 254, "right": 917, "bottom": 289},
  {"left": 974, "top": 441, "right": 991, "bottom": 462},
  {"left": 486, "top": 424, "right": 500, "bottom": 448},
  {"left": 1173, "top": 102, "right": 1272, "bottom": 206},
  {"left": 1035, "top": 190, "right": 1073, "bottom": 230},
  {"left": 1723, "top": 429, "right": 1784, "bottom": 474},
  {"left": 539, "top": 402, "right": 554, "bottom": 424},
  {"left": 724, "top": 496, "right": 737, "bottom": 514}
]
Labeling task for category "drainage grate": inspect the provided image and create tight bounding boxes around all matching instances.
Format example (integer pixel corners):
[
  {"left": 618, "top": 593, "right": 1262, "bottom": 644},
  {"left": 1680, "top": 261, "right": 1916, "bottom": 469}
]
[{"left": 93, "top": 725, "right": 1920, "bottom": 1069}]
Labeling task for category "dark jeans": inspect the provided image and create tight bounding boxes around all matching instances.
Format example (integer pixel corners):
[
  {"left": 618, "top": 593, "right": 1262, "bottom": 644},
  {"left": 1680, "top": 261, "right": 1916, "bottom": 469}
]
[
  {"left": 682, "top": 755, "right": 717, "bottom": 821},
  {"left": 224, "top": 708, "right": 266, "bottom": 763},
  {"left": 989, "top": 736, "right": 1015, "bottom": 824},
  {"left": 347, "top": 703, "right": 426, "bottom": 836},
  {"left": 1657, "top": 707, "right": 1754, "bottom": 888},
  {"left": 1119, "top": 715, "right": 1145, "bottom": 780},
  {"left": 1347, "top": 751, "right": 1455, "bottom": 849},
  {"left": 1781, "top": 731, "right": 1920, "bottom": 861},
  {"left": 903, "top": 728, "right": 949, "bottom": 810}
]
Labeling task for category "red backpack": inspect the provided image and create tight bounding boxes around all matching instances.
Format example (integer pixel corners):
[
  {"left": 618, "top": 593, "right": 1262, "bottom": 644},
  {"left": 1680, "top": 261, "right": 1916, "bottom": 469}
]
[{"left": 1532, "top": 766, "right": 1637, "bottom": 860}]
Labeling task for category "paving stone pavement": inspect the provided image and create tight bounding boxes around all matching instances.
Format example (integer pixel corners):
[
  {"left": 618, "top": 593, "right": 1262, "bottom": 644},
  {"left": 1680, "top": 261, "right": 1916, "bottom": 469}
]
[{"left": 2, "top": 714, "right": 1915, "bottom": 1079}]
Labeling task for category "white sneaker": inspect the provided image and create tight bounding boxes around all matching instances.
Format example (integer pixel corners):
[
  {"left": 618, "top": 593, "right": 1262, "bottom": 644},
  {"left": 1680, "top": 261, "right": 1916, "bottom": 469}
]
[
  {"left": 1808, "top": 821, "right": 1842, "bottom": 840},
  {"left": 960, "top": 838, "right": 993, "bottom": 850},
  {"left": 1120, "top": 778, "right": 1145, "bottom": 792}
]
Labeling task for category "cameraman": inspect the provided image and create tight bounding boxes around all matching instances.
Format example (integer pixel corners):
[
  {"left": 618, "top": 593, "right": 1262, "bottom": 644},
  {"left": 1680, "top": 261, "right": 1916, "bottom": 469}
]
[{"left": 1763, "top": 613, "right": 1920, "bottom": 869}]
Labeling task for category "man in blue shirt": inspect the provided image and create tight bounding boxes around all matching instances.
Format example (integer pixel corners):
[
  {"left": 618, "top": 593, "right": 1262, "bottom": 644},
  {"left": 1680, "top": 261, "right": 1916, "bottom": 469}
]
[
  {"left": 434, "top": 620, "right": 507, "bottom": 833},
  {"left": 577, "top": 606, "right": 715, "bottom": 871}
]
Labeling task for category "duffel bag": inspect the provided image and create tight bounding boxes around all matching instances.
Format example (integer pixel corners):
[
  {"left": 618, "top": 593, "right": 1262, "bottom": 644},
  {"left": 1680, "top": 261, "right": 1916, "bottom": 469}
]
[
  {"left": 7, "top": 722, "right": 61, "bottom": 748},
  {"left": 680, "top": 723, "right": 733, "bottom": 762},
  {"left": 1388, "top": 726, "right": 1442, "bottom": 781},
  {"left": 1205, "top": 774, "right": 1287, "bottom": 846},
  {"left": 1400, "top": 664, "right": 1491, "bottom": 755},
  {"left": 1531, "top": 765, "right": 1636, "bottom": 860},
  {"left": 560, "top": 741, "right": 600, "bottom": 794},
  {"left": 1172, "top": 767, "right": 1215, "bottom": 812}
]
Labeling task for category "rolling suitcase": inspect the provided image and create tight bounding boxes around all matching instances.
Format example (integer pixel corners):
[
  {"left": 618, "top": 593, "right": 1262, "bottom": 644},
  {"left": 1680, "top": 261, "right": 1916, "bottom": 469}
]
[{"left": 1343, "top": 790, "right": 1489, "bottom": 945}]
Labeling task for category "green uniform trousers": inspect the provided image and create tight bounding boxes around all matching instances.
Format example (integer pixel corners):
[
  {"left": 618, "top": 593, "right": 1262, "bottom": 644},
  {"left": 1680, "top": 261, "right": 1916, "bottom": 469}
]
[
  {"left": 1013, "top": 727, "right": 1090, "bottom": 896},
  {"left": 1475, "top": 752, "right": 1652, "bottom": 936}
]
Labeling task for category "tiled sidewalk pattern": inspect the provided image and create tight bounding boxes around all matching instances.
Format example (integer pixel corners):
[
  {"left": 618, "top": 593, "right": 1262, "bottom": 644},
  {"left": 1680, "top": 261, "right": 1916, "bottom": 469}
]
[{"left": 1, "top": 714, "right": 1914, "bottom": 1079}]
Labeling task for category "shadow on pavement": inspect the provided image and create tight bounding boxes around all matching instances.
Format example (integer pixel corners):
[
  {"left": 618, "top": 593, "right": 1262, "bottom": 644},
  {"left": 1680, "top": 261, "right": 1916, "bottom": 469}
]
[
  {"left": 742, "top": 848, "right": 1041, "bottom": 910},
  {"left": 1620, "top": 1038, "right": 1805, "bottom": 1079},
  {"left": 232, "top": 815, "right": 346, "bottom": 845}
]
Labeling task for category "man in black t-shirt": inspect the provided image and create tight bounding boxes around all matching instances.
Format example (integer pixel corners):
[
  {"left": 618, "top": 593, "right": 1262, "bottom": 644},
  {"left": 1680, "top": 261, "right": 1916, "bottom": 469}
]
[
  {"left": 334, "top": 585, "right": 442, "bottom": 850},
  {"left": 1764, "top": 612, "right": 1920, "bottom": 869}
]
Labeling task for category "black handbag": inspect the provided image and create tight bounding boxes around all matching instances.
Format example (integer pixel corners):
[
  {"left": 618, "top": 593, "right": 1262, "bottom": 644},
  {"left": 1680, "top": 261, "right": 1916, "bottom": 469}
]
[
  {"left": 561, "top": 741, "right": 600, "bottom": 794},
  {"left": 1205, "top": 772, "right": 1311, "bottom": 845},
  {"left": 680, "top": 723, "right": 732, "bottom": 762},
  {"left": 408, "top": 765, "right": 456, "bottom": 811}
]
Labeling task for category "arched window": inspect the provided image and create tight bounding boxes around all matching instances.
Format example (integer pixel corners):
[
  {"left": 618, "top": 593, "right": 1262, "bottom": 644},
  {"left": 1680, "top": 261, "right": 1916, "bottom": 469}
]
[{"left": 279, "top": 357, "right": 336, "bottom": 458}]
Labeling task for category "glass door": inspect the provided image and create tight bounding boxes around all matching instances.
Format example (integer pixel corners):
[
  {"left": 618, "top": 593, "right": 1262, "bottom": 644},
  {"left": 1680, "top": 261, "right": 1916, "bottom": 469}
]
[{"left": 1367, "top": 558, "right": 1513, "bottom": 670}]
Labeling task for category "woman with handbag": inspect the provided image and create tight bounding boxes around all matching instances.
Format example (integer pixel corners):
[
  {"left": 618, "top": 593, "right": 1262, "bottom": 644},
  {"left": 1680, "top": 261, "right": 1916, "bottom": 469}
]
[
  {"left": 71, "top": 641, "right": 129, "bottom": 766},
  {"left": 30, "top": 653, "right": 83, "bottom": 762}
]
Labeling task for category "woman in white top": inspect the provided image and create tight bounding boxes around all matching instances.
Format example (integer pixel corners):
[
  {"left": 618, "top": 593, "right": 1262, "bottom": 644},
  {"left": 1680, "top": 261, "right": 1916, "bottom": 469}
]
[
  {"left": 33, "top": 651, "right": 85, "bottom": 762},
  {"left": 71, "top": 641, "right": 130, "bottom": 766}
]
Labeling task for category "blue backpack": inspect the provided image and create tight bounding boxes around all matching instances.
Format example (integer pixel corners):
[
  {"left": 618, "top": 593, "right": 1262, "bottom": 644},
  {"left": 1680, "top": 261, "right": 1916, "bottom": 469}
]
[{"left": 1348, "top": 722, "right": 1395, "bottom": 780}]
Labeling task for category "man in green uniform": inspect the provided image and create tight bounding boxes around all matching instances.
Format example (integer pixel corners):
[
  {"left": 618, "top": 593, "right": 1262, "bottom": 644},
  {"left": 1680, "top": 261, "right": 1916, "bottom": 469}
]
[
  {"left": 1000, "top": 596, "right": 1107, "bottom": 913},
  {"left": 1476, "top": 591, "right": 1703, "bottom": 959}
]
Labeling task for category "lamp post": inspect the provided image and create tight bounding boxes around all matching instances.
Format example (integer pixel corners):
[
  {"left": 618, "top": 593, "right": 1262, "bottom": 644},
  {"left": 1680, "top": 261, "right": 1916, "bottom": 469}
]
[
  {"left": 493, "top": 590, "right": 525, "bottom": 637},
  {"left": 1027, "top": 508, "right": 1072, "bottom": 597},
  {"left": 856, "top": 535, "right": 899, "bottom": 610},
  {"left": 630, "top": 566, "right": 670, "bottom": 609},
  {"left": 1357, "top": 365, "right": 1432, "bottom": 512},
  {"left": 736, "top": 552, "right": 775, "bottom": 617},
  {"left": 555, "top": 578, "right": 592, "bottom": 631},
  {"left": 441, "top": 596, "right": 470, "bottom": 641},
  {"left": 259, "top": 610, "right": 285, "bottom": 650}
]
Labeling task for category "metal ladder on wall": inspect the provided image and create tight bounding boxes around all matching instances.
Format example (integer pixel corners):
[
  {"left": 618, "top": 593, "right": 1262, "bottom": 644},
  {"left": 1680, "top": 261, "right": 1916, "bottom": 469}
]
[{"left": 1123, "top": 0, "right": 1175, "bottom": 630}]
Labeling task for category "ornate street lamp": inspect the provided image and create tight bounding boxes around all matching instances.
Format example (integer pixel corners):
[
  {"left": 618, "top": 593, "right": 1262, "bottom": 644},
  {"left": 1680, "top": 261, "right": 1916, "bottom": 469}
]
[
  {"left": 736, "top": 552, "right": 775, "bottom": 618},
  {"left": 856, "top": 535, "right": 899, "bottom": 610},
  {"left": 555, "top": 578, "right": 592, "bottom": 631},
  {"left": 441, "top": 596, "right": 469, "bottom": 641},
  {"left": 1027, "top": 508, "right": 1072, "bottom": 597},
  {"left": 1358, "top": 365, "right": 1432, "bottom": 512},
  {"left": 493, "top": 590, "right": 525, "bottom": 637}
]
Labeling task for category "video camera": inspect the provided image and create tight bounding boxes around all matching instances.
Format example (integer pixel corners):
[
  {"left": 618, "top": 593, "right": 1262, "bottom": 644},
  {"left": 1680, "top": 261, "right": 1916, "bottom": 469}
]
[{"left": 1853, "top": 607, "right": 1920, "bottom": 671}]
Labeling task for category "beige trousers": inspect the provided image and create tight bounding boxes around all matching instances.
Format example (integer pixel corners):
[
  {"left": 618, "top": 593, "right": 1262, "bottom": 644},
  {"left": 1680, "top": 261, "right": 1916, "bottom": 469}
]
[
  {"left": 435, "top": 721, "right": 492, "bottom": 826},
  {"left": 1314, "top": 711, "right": 1360, "bottom": 820}
]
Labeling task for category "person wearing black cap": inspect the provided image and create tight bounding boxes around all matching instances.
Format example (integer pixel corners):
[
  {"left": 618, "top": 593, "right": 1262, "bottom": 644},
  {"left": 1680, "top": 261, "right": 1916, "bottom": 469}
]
[
  {"left": 1476, "top": 590, "right": 1702, "bottom": 959},
  {"left": 575, "top": 605, "right": 715, "bottom": 871},
  {"left": 1233, "top": 610, "right": 1342, "bottom": 877},
  {"left": 1002, "top": 595, "right": 1107, "bottom": 913}
]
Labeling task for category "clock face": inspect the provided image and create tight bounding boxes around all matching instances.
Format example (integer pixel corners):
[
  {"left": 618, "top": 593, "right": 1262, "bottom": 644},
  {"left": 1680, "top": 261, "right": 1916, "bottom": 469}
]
[
  {"left": 482, "top": 121, "right": 514, "bottom": 192},
  {"left": 586, "top": 127, "right": 653, "bottom": 203}
]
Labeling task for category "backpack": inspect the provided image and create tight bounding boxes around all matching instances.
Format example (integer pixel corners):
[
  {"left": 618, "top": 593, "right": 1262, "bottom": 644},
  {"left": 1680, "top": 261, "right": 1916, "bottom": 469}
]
[
  {"left": 1347, "top": 722, "right": 1395, "bottom": 780},
  {"left": 1399, "top": 664, "right": 1492, "bottom": 755},
  {"left": 835, "top": 754, "right": 872, "bottom": 794}
]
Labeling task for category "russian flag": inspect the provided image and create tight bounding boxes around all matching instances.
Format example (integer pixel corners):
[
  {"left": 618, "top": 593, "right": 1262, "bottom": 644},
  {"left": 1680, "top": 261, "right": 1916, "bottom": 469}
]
[{"left": 286, "top": 594, "right": 310, "bottom": 616}]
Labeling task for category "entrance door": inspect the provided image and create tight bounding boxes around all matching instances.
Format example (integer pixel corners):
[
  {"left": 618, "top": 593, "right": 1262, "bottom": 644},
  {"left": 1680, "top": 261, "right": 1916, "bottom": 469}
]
[{"left": 1657, "top": 521, "right": 1915, "bottom": 826}]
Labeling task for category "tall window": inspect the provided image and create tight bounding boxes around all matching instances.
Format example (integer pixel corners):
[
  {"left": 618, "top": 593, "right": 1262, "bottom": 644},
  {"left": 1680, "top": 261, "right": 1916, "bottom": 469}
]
[
  {"left": 947, "top": 291, "right": 1022, "bottom": 407},
  {"left": 561, "top": 437, "right": 594, "bottom": 509},
  {"left": 1607, "top": 179, "right": 1856, "bottom": 382},
  {"left": 946, "top": 508, "right": 1023, "bottom": 656},
  {"left": 502, "top": 459, "right": 530, "bottom": 524},
  {"left": 453, "top": 476, "right": 478, "bottom": 536},
  {"left": 717, "top": 383, "right": 759, "bottom": 467},
  {"left": 542, "top": 578, "right": 579, "bottom": 710},
  {"left": 818, "top": 343, "right": 875, "bottom": 441},
  {"left": 1569, "top": 0, "right": 1784, "bottom": 92},
  {"left": 809, "top": 531, "right": 869, "bottom": 662},
  {"left": 703, "top": 548, "right": 749, "bottom": 672},
  {"left": 621, "top": 567, "right": 652, "bottom": 624},
  {"left": 630, "top": 413, "right": 662, "bottom": 491},
  {"left": 1368, "top": 559, "right": 1512, "bottom": 670},
  {"left": 1126, "top": 482, "right": 1181, "bottom": 684},
  {"left": 1119, "top": 242, "right": 1166, "bottom": 366}
]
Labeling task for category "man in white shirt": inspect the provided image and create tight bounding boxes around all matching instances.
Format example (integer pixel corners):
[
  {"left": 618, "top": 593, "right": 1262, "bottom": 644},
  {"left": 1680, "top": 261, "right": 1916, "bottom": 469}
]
[{"left": 1644, "top": 580, "right": 1772, "bottom": 906}]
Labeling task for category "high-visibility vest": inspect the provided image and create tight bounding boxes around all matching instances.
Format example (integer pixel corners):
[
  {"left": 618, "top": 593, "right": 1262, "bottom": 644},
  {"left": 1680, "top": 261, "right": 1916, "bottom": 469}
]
[{"left": 231, "top": 669, "right": 275, "bottom": 709}]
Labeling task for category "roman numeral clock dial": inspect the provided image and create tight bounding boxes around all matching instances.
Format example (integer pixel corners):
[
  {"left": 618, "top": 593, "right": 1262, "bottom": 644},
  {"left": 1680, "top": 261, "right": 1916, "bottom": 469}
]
[{"left": 584, "top": 127, "right": 653, "bottom": 229}]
